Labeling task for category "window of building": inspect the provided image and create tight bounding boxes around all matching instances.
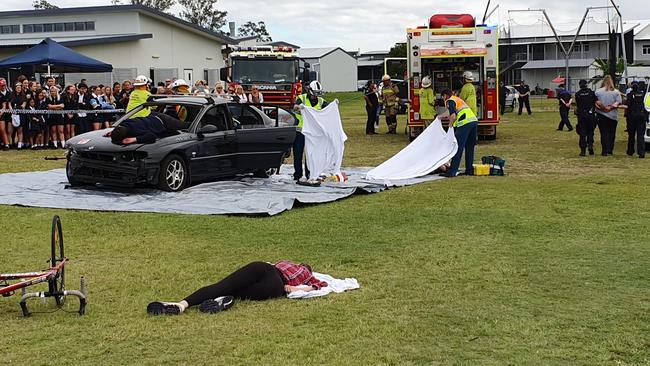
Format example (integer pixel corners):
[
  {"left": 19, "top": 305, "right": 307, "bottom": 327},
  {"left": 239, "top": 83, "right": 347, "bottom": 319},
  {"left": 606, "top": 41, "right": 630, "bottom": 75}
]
[
  {"left": 582, "top": 43, "right": 590, "bottom": 52},
  {"left": 21, "top": 21, "right": 95, "bottom": 33},
  {"left": 85, "top": 22, "right": 95, "bottom": 31},
  {"left": 54, "top": 23, "right": 64, "bottom": 32},
  {"left": 23, "top": 24, "right": 33, "bottom": 33},
  {"left": 74, "top": 22, "right": 86, "bottom": 31},
  {"left": 643, "top": 45, "right": 650, "bottom": 55},
  {"left": 44, "top": 23, "right": 53, "bottom": 32},
  {"left": 64, "top": 22, "right": 74, "bottom": 31},
  {"left": 33, "top": 24, "right": 43, "bottom": 33},
  {"left": 0, "top": 25, "right": 19, "bottom": 34}
]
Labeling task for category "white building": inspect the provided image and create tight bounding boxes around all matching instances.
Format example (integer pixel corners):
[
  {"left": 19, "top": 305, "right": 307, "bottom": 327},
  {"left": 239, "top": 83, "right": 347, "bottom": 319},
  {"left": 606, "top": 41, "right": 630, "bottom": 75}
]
[
  {"left": 0, "top": 5, "right": 236, "bottom": 86},
  {"left": 299, "top": 47, "right": 358, "bottom": 92}
]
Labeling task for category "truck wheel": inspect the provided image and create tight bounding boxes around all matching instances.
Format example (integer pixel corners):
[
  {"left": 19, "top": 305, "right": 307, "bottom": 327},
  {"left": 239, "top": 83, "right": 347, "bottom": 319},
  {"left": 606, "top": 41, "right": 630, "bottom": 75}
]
[
  {"left": 254, "top": 167, "right": 278, "bottom": 178},
  {"left": 65, "top": 160, "right": 84, "bottom": 187},
  {"left": 158, "top": 154, "right": 188, "bottom": 192}
]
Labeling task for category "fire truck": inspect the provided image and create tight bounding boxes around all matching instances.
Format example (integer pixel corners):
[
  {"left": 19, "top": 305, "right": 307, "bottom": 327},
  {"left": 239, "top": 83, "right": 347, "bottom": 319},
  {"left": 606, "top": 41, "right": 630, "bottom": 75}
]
[
  {"left": 224, "top": 46, "right": 305, "bottom": 109},
  {"left": 406, "top": 14, "right": 500, "bottom": 140}
]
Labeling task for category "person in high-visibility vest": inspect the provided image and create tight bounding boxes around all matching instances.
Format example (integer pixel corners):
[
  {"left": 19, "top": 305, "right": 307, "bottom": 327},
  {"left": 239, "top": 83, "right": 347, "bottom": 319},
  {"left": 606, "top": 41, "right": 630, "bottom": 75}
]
[
  {"left": 459, "top": 71, "right": 477, "bottom": 115},
  {"left": 418, "top": 76, "right": 436, "bottom": 128},
  {"left": 442, "top": 89, "right": 479, "bottom": 177},
  {"left": 168, "top": 79, "right": 190, "bottom": 121},
  {"left": 126, "top": 75, "right": 152, "bottom": 119},
  {"left": 380, "top": 74, "right": 400, "bottom": 134},
  {"left": 292, "top": 80, "right": 329, "bottom": 181}
]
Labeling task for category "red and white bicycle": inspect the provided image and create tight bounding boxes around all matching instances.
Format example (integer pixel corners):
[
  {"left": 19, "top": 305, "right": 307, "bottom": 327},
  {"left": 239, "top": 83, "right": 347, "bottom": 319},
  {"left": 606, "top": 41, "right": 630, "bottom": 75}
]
[{"left": 0, "top": 215, "right": 87, "bottom": 316}]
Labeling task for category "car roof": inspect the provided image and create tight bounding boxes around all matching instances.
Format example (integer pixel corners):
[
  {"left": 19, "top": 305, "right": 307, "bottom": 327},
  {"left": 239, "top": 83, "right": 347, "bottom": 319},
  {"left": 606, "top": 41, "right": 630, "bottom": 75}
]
[{"left": 148, "top": 95, "right": 229, "bottom": 106}]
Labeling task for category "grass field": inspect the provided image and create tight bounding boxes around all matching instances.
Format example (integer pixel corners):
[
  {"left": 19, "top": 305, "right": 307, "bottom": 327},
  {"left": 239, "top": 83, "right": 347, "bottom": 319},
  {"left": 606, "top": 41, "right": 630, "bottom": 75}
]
[{"left": 1, "top": 93, "right": 648, "bottom": 365}]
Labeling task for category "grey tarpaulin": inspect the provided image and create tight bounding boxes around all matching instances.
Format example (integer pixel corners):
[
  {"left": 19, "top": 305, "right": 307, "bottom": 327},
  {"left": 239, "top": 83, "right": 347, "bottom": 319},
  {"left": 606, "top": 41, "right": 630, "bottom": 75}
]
[{"left": 0, "top": 166, "right": 444, "bottom": 216}]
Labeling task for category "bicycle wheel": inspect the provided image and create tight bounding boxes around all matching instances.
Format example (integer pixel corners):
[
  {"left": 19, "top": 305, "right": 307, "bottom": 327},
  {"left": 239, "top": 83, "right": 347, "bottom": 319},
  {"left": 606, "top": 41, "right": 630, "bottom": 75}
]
[{"left": 49, "top": 215, "right": 65, "bottom": 306}]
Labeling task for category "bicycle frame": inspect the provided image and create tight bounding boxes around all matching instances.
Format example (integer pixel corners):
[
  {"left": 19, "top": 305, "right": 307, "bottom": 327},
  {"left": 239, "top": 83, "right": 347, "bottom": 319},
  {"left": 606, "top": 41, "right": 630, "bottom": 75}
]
[{"left": 0, "top": 258, "right": 66, "bottom": 296}]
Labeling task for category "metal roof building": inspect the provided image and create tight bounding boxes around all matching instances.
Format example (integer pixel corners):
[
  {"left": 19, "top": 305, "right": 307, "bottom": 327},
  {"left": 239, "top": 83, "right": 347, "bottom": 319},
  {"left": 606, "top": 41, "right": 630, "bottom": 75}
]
[
  {"left": 0, "top": 5, "right": 237, "bottom": 86},
  {"left": 299, "top": 47, "right": 358, "bottom": 92}
]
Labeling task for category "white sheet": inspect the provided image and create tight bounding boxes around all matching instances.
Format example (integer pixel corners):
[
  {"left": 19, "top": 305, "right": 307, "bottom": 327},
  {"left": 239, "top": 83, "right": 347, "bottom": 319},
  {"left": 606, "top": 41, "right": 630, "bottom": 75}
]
[
  {"left": 365, "top": 118, "right": 458, "bottom": 180},
  {"left": 286, "top": 272, "right": 360, "bottom": 299},
  {"left": 301, "top": 101, "right": 348, "bottom": 179}
]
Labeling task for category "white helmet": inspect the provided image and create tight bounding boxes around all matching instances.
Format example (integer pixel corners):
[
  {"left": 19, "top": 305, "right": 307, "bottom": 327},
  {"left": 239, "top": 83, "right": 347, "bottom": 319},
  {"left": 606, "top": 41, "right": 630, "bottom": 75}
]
[
  {"left": 171, "top": 79, "right": 190, "bottom": 89},
  {"left": 421, "top": 76, "right": 432, "bottom": 88},
  {"left": 463, "top": 71, "right": 475, "bottom": 81},
  {"left": 133, "top": 75, "right": 149, "bottom": 86},
  {"left": 382, "top": 74, "right": 391, "bottom": 82},
  {"left": 308, "top": 80, "right": 323, "bottom": 96}
]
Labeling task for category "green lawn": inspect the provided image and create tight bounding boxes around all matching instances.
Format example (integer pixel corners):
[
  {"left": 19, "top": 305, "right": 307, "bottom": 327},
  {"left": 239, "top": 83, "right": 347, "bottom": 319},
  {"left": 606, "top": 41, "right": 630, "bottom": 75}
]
[{"left": 1, "top": 92, "right": 648, "bottom": 365}]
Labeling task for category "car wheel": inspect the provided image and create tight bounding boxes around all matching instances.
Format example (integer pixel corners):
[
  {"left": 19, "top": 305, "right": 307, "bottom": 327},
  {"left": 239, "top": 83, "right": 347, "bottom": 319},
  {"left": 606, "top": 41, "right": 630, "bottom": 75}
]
[
  {"left": 65, "top": 160, "right": 84, "bottom": 187},
  {"left": 253, "top": 167, "right": 278, "bottom": 178},
  {"left": 158, "top": 154, "right": 188, "bottom": 192}
]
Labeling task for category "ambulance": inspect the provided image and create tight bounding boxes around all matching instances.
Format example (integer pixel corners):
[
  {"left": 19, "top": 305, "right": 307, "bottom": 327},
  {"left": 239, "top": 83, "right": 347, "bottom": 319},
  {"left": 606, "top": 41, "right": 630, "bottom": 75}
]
[{"left": 406, "top": 14, "right": 500, "bottom": 140}]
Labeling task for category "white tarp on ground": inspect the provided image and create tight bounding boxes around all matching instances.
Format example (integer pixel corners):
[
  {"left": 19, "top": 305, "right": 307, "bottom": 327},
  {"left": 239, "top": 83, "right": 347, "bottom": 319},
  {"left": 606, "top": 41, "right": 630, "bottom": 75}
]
[
  {"left": 0, "top": 166, "right": 444, "bottom": 216},
  {"left": 365, "top": 119, "right": 458, "bottom": 180},
  {"left": 301, "top": 101, "right": 347, "bottom": 178}
]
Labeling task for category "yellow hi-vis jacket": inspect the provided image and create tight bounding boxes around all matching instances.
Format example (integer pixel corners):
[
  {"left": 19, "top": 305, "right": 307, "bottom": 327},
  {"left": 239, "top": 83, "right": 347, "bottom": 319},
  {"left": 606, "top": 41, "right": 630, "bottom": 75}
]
[
  {"left": 126, "top": 89, "right": 151, "bottom": 118},
  {"left": 645, "top": 92, "right": 650, "bottom": 112},
  {"left": 295, "top": 94, "right": 324, "bottom": 128},
  {"left": 446, "top": 95, "right": 478, "bottom": 128}
]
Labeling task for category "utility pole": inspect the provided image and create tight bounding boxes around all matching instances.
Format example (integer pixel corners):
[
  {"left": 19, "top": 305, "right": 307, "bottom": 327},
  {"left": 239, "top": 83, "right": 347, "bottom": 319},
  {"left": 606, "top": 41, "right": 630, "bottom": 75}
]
[{"left": 609, "top": 0, "right": 628, "bottom": 86}]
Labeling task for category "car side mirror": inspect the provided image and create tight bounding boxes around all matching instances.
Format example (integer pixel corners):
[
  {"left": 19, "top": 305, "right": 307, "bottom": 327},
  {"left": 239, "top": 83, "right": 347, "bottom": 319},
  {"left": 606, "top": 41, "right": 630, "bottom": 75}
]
[{"left": 197, "top": 124, "right": 219, "bottom": 139}]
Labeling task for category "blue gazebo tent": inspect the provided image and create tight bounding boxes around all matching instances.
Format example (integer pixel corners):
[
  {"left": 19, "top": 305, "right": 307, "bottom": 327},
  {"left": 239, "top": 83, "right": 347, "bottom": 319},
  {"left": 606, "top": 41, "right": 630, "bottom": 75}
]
[{"left": 0, "top": 38, "right": 112, "bottom": 74}]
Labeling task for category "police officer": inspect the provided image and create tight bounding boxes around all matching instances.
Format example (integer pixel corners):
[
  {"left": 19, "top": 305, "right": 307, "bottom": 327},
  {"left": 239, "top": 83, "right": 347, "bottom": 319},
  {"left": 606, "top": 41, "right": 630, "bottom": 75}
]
[
  {"left": 556, "top": 84, "right": 573, "bottom": 131},
  {"left": 441, "top": 89, "right": 479, "bottom": 177},
  {"left": 292, "top": 80, "right": 329, "bottom": 181},
  {"left": 380, "top": 74, "right": 399, "bottom": 134},
  {"left": 574, "top": 79, "right": 597, "bottom": 156},
  {"left": 623, "top": 81, "right": 647, "bottom": 158},
  {"left": 517, "top": 80, "right": 532, "bottom": 115}
]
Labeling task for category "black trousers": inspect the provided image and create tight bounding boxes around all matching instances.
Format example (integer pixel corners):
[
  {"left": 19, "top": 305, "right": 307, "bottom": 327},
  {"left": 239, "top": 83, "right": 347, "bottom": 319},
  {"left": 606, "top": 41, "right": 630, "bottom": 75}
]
[
  {"left": 151, "top": 111, "right": 191, "bottom": 131},
  {"left": 597, "top": 114, "right": 618, "bottom": 155},
  {"left": 292, "top": 131, "right": 309, "bottom": 180},
  {"left": 366, "top": 105, "right": 377, "bottom": 134},
  {"left": 558, "top": 107, "right": 573, "bottom": 130},
  {"left": 183, "top": 262, "right": 285, "bottom": 307},
  {"left": 518, "top": 97, "right": 531, "bottom": 115},
  {"left": 576, "top": 112, "right": 596, "bottom": 150},
  {"left": 626, "top": 115, "right": 646, "bottom": 157}
]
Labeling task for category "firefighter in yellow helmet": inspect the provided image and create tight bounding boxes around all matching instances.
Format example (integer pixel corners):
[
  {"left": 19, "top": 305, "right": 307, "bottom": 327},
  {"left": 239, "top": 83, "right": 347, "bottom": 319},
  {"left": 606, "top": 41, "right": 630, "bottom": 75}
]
[
  {"left": 380, "top": 74, "right": 400, "bottom": 134},
  {"left": 459, "top": 71, "right": 477, "bottom": 115},
  {"left": 126, "top": 75, "right": 152, "bottom": 118}
]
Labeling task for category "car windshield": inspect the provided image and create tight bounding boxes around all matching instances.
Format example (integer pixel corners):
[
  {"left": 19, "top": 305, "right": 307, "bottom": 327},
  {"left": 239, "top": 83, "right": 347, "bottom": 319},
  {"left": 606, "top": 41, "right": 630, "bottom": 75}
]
[{"left": 231, "top": 58, "right": 298, "bottom": 84}]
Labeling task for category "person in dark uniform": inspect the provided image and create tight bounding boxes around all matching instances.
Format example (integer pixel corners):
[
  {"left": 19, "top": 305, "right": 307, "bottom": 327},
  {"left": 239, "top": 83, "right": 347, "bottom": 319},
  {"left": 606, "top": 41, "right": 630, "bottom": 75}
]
[
  {"left": 517, "top": 80, "right": 532, "bottom": 115},
  {"left": 574, "top": 79, "right": 598, "bottom": 156},
  {"left": 556, "top": 84, "right": 573, "bottom": 131},
  {"left": 623, "top": 81, "right": 647, "bottom": 158},
  {"left": 499, "top": 82, "right": 507, "bottom": 115},
  {"left": 108, "top": 112, "right": 191, "bottom": 145},
  {"left": 363, "top": 82, "right": 379, "bottom": 134}
]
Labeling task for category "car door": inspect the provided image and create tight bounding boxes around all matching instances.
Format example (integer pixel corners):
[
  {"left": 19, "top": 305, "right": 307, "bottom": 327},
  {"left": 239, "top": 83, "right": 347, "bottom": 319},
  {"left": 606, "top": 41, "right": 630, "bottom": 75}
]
[
  {"left": 233, "top": 105, "right": 295, "bottom": 172},
  {"left": 190, "top": 105, "right": 238, "bottom": 180}
]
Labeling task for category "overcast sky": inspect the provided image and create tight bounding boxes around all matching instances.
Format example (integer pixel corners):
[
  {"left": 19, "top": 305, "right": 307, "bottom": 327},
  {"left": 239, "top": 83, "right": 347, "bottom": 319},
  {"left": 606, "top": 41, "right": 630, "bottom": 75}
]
[{"left": 3, "top": 0, "right": 649, "bottom": 51}]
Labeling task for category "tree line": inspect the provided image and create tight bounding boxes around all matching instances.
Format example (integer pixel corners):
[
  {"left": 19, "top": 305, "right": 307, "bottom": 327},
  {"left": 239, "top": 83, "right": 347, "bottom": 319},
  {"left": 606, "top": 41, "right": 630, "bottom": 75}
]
[{"left": 32, "top": 0, "right": 271, "bottom": 42}]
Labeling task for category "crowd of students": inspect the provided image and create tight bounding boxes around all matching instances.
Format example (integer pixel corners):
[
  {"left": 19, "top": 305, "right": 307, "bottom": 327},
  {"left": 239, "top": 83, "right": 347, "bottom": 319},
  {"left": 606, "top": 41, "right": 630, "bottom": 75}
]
[{"left": 0, "top": 75, "right": 132, "bottom": 150}]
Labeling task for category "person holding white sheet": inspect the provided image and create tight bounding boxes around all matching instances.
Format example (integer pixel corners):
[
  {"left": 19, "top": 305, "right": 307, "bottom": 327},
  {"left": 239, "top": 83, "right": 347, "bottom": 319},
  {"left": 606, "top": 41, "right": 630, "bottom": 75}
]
[
  {"left": 292, "top": 81, "right": 329, "bottom": 181},
  {"left": 441, "top": 89, "right": 478, "bottom": 177}
]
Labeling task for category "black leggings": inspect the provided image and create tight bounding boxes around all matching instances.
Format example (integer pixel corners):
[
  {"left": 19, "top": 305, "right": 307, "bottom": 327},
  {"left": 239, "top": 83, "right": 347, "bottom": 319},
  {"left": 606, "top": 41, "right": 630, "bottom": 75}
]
[{"left": 183, "top": 262, "right": 285, "bottom": 307}]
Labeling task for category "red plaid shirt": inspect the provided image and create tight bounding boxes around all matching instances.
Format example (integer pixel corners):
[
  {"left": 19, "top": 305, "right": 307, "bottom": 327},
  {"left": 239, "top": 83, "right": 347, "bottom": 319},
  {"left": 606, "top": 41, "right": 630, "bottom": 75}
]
[{"left": 274, "top": 260, "right": 328, "bottom": 290}]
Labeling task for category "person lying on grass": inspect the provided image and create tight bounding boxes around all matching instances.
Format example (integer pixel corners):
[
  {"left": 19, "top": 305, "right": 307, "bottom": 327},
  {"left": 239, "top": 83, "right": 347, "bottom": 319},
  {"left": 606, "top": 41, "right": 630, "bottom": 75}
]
[
  {"left": 147, "top": 260, "right": 328, "bottom": 315},
  {"left": 106, "top": 112, "right": 190, "bottom": 145}
]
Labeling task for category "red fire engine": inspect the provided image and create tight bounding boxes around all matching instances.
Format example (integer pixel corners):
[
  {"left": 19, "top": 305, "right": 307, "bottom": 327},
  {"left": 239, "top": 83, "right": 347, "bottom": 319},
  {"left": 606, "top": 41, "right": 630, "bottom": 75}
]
[
  {"left": 224, "top": 46, "right": 305, "bottom": 109},
  {"left": 406, "top": 14, "right": 500, "bottom": 140}
]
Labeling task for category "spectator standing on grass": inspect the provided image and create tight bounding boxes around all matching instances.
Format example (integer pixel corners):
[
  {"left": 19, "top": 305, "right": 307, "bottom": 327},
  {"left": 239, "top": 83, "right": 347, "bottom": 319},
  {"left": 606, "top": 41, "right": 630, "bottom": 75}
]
[
  {"left": 556, "top": 84, "right": 573, "bottom": 132},
  {"left": 103, "top": 86, "right": 117, "bottom": 128},
  {"left": 89, "top": 86, "right": 104, "bottom": 131},
  {"left": 595, "top": 75, "right": 622, "bottom": 156},
  {"left": 62, "top": 84, "right": 78, "bottom": 140},
  {"left": 623, "top": 81, "right": 647, "bottom": 158},
  {"left": 76, "top": 83, "right": 90, "bottom": 134},
  {"left": 0, "top": 79, "right": 11, "bottom": 149},
  {"left": 10, "top": 83, "right": 26, "bottom": 149},
  {"left": 517, "top": 80, "right": 532, "bottom": 115},
  {"left": 118, "top": 80, "right": 133, "bottom": 110},
  {"left": 46, "top": 86, "right": 65, "bottom": 149},
  {"left": 364, "top": 82, "right": 379, "bottom": 134},
  {"left": 418, "top": 77, "right": 436, "bottom": 129},
  {"left": 27, "top": 98, "right": 44, "bottom": 149},
  {"left": 214, "top": 83, "right": 226, "bottom": 97},
  {"left": 234, "top": 85, "right": 248, "bottom": 103}
]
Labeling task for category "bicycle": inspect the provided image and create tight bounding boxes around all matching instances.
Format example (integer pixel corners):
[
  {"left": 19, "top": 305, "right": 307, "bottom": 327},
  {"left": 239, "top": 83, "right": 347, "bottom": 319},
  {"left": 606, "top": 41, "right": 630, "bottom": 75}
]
[{"left": 0, "top": 215, "right": 87, "bottom": 316}]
